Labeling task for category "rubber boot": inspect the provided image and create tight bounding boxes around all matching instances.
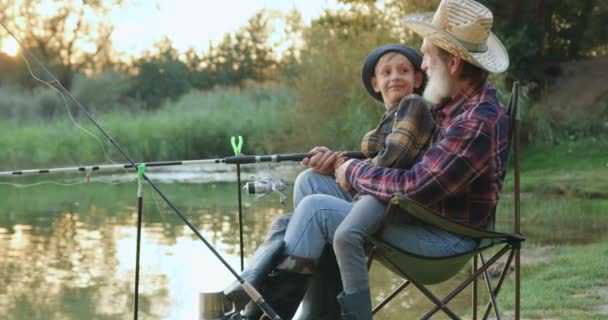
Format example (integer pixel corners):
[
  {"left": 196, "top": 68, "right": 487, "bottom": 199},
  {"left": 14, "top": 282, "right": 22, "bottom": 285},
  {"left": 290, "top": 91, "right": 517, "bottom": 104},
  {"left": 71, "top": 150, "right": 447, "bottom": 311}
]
[
  {"left": 337, "top": 290, "right": 373, "bottom": 320},
  {"left": 243, "top": 269, "right": 311, "bottom": 320},
  {"left": 295, "top": 245, "right": 343, "bottom": 320},
  {"left": 223, "top": 215, "right": 291, "bottom": 312}
]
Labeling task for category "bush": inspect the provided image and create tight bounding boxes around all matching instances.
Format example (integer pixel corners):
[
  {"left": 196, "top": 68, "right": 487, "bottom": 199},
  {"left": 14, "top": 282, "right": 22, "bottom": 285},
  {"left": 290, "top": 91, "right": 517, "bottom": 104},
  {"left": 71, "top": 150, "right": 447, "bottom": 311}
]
[
  {"left": 0, "top": 86, "right": 300, "bottom": 169},
  {"left": 0, "top": 85, "right": 65, "bottom": 122},
  {"left": 71, "top": 72, "right": 133, "bottom": 114}
]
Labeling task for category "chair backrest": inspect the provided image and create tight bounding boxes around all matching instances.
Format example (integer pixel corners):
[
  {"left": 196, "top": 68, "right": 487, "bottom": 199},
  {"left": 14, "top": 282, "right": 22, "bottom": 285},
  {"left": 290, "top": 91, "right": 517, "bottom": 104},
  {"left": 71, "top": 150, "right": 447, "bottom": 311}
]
[{"left": 506, "top": 81, "right": 521, "bottom": 234}]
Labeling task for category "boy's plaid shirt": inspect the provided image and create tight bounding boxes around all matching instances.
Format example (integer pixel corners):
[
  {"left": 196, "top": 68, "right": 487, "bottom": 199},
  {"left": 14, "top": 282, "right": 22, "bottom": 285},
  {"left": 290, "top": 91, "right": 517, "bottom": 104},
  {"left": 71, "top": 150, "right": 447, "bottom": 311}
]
[
  {"left": 360, "top": 94, "right": 434, "bottom": 169},
  {"left": 346, "top": 83, "right": 510, "bottom": 227}
]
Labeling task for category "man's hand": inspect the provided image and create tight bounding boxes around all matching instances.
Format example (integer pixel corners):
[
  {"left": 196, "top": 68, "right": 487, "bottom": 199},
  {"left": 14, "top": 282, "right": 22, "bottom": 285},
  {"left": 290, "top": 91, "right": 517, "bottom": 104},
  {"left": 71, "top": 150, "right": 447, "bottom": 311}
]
[
  {"left": 335, "top": 159, "right": 355, "bottom": 191},
  {"left": 302, "top": 146, "right": 346, "bottom": 175}
]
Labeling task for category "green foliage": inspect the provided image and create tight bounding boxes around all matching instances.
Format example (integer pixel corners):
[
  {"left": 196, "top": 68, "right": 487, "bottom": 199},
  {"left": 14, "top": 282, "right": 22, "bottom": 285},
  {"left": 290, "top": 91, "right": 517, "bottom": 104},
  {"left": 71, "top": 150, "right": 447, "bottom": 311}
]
[
  {"left": 0, "top": 0, "right": 122, "bottom": 89},
  {"left": 1, "top": 0, "right": 607, "bottom": 155},
  {"left": 276, "top": 9, "right": 306, "bottom": 82},
  {"left": 128, "top": 38, "right": 192, "bottom": 110},
  {"left": 292, "top": 4, "right": 405, "bottom": 141},
  {"left": 71, "top": 71, "right": 133, "bottom": 114},
  {"left": 0, "top": 85, "right": 66, "bottom": 122},
  {"left": 202, "top": 10, "right": 278, "bottom": 87},
  {"left": 485, "top": 0, "right": 608, "bottom": 94},
  {"left": 0, "top": 86, "right": 298, "bottom": 169}
]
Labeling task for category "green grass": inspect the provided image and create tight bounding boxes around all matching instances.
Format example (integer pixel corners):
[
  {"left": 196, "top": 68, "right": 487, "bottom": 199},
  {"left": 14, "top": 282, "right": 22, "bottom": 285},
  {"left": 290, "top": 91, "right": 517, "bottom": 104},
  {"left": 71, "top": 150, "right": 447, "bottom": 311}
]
[
  {"left": 502, "top": 136, "right": 608, "bottom": 199},
  {"left": 497, "top": 241, "right": 608, "bottom": 319},
  {"left": 496, "top": 195, "right": 608, "bottom": 244}
]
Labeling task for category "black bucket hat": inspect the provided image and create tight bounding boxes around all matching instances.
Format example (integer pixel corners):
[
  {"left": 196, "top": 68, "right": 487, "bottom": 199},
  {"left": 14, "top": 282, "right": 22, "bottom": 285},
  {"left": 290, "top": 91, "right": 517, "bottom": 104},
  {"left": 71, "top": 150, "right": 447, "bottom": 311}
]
[{"left": 361, "top": 44, "right": 425, "bottom": 102}]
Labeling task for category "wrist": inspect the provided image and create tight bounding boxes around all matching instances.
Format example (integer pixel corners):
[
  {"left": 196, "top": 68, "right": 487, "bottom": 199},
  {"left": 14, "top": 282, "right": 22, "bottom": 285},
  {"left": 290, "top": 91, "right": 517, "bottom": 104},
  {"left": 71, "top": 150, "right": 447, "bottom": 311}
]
[{"left": 344, "top": 159, "right": 360, "bottom": 187}]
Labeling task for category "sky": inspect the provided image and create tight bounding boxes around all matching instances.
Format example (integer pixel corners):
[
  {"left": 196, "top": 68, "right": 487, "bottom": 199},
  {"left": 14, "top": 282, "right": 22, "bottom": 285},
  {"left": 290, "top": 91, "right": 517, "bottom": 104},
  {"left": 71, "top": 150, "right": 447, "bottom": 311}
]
[{"left": 1, "top": 0, "right": 343, "bottom": 58}]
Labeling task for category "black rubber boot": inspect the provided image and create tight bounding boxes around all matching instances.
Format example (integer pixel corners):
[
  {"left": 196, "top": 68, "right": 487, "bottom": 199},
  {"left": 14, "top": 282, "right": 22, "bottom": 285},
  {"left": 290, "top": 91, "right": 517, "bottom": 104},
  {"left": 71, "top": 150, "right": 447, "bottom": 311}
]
[
  {"left": 243, "top": 269, "right": 311, "bottom": 320},
  {"left": 295, "top": 245, "right": 343, "bottom": 320},
  {"left": 337, "top": 290, "right": 373, "bottom": 320},
  {"left": 223, "top": 215, "right": 291, "bottom": 312}
]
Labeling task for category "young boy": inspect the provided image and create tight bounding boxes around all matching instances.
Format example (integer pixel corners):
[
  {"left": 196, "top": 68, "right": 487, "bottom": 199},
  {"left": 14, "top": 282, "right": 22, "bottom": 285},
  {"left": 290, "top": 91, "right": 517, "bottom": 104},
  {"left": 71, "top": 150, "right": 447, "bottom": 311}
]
[{"left": 359, "top": 43, "right": 433, "bottom": 170}]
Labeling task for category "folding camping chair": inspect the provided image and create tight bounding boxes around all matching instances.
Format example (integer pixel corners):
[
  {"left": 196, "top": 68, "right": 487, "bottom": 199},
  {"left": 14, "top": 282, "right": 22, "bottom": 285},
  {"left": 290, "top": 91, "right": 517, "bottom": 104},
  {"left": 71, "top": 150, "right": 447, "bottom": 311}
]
[{"left": 366, "top": 82, "right": 524, "bottom": 320}]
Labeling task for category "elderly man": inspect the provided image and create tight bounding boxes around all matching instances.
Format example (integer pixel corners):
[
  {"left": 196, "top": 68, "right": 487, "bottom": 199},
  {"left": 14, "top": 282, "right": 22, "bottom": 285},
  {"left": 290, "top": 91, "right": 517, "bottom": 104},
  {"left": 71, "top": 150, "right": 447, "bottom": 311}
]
[
  {"left": 330, "top": 0, "right": 510, "bottom": 317},
  {"left": 225, "top": 0, "right": 511, "bottom": 319}
]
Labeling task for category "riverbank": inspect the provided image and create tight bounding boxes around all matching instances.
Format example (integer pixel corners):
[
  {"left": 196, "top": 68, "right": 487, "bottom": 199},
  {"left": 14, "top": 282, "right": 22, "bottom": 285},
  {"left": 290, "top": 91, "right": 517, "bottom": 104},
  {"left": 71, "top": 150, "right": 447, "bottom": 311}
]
[
  {"left": 498, "top": 241, "right": 608, "bottom": 319},
  {"left": 503, "top": 136, "right": 608, "bottom": 199},
  {"left": 494, "top": 136, "right": 608, "bottom": 319}
]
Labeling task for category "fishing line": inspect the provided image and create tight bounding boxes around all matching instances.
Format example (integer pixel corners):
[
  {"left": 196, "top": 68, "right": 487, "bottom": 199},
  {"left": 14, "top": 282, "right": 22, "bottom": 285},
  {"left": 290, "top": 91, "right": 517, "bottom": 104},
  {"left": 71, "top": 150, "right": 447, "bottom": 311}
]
[
  {"left": 1, "top": 21, "right": 285, "bottom": 320},
  {"left": 20, "top": 53, "right": 129, "bottom": 175},
  {"left": 0, "top": 177, "right": 135, "bottom": 188},
  {"left": 147, "top": 184, "right": 171, "bottom": 225}
]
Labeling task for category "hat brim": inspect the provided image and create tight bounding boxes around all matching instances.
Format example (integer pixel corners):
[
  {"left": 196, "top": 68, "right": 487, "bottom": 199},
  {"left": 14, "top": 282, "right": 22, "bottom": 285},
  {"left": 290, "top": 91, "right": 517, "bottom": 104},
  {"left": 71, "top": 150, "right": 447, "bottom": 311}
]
[{"left": 402, "top": 12, "right": 509, "bottom": 74}]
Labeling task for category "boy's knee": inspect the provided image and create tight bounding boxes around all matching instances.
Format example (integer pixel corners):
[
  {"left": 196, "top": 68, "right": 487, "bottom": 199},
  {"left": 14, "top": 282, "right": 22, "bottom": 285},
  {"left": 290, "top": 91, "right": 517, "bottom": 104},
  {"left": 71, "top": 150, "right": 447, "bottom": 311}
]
[{"left": 333, "top": 225, "right": 361, "bottom": 252}]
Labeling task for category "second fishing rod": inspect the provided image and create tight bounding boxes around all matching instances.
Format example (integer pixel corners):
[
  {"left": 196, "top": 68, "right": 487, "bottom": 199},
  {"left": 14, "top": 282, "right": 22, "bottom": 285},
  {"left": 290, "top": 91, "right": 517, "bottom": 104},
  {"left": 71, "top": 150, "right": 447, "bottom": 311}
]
[
  {"left": 1, "top": 18, "right": 366, "bottom": 320},
  {"left": 0, "top": 21, "right": 284, "bottom": 320},
  {"left": 0, "top": 152, "right": 365, "bottom": 177}
]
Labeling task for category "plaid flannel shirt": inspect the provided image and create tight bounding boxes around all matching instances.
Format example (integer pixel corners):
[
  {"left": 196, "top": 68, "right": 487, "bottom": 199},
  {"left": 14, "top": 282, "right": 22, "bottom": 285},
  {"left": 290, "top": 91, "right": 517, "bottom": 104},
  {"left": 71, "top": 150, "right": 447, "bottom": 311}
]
[
  {"left": 346, "top": 83, "right": 509, "bottom": 227},
  {"left": 361, "top": 94, "right": 434, "bottom": 169}
]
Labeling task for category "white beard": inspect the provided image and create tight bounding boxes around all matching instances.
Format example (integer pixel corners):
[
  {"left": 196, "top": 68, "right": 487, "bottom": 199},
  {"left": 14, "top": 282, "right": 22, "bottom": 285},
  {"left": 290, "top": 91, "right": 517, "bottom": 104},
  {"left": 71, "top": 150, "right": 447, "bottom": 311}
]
[{"left": 423, "top": 61, "right": 452, "bottom": 105}]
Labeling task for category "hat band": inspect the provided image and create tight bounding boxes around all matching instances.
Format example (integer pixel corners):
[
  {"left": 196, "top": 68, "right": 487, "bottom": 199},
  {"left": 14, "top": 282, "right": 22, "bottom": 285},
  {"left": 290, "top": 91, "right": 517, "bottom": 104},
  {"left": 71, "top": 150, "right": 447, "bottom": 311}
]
[
  {"left": 445, "top": 32, "right": 488, "bottom": 52},
  {"left": 459, "top": 39, "right": 488, "bottom": 53}
]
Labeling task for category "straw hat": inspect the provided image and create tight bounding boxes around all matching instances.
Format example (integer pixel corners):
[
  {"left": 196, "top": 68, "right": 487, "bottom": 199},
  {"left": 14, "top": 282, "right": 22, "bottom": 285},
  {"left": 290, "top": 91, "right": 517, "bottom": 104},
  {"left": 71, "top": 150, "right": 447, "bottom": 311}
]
[
  {"left": 402, "top": 0, "right": 509, "bottom": 73},
  {"left": 361, "top": 44, "right": 425, "bottom": 102}
]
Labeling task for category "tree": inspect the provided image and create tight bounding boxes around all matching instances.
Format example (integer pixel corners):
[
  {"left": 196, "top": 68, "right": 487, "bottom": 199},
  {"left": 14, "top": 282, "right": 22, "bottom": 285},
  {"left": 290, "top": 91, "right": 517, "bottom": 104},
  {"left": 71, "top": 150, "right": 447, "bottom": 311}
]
[
  {"left": 202, "top": 10, "right": 277, "bottom": 87},
  {"left": 484, "top": 0, "right": 608, "bottom": 93},
  {"left": 276, "top": 8, "right": 306, "bottom": 81},
  {"left": 0, "top": 0, "right": 123, "bottom": 90},
  {"left": 128, "top": 38, "right": 191, "bottom": 110}
]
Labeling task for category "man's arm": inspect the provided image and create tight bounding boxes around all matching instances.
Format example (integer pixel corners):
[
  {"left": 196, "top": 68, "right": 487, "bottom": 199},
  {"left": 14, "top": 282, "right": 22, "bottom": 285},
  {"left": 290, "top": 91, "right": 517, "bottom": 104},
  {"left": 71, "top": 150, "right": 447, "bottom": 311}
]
[{"left": 345, "top": 117, "right": 493, "bottom": 204}]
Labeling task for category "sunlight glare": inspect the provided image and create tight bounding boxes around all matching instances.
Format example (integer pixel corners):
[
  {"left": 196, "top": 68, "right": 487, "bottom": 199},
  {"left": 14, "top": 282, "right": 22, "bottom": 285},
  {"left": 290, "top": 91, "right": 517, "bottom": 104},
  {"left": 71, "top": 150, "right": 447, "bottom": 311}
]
[{"left": 1, "top": 38, "right": 19, "bottom": 56}]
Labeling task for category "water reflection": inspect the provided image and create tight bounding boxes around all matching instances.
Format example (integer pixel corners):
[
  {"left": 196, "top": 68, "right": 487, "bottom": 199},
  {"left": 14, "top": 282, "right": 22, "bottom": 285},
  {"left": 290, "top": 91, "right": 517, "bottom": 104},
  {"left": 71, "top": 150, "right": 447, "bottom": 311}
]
[
  {"left": 0, "top": 179, "right": 292, "bottom": 319},
  {"left": 1, "top": 174, "right": 607, "bottom": 319}
]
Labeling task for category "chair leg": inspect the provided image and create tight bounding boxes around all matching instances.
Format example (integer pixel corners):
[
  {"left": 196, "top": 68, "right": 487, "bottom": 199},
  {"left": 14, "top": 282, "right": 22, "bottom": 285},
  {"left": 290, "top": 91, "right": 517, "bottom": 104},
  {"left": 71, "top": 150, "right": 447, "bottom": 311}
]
[
  {"left": 472, "top": 255, "right": 478, "bottom": 320},
  {"left": 515, "top": 247, "right": 521, "bottom": 320},
  {"left": 420, "top": 245, "right": 511, "bottom": 320},
  {"left": 381, "top": 256, "right": 461, "bottom": 320},
  {"left": 372, "top": 279, "right": 410, "bottom": 315},
  {"left": 482, "top": 249, "right": 515, "bottom": 320},
  {"left": 416, "top": 282, "right": 461, "bottom": 320},
  {"left": 479, "top": 253, "right": 501, "bottom": 320}
]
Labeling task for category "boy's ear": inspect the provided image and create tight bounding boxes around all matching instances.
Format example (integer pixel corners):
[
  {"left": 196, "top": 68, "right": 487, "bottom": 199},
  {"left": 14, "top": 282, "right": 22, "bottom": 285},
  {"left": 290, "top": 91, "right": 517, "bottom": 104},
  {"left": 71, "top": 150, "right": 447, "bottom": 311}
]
[{"left": 371, "top": 76, "right": 380, "bottom": 93}]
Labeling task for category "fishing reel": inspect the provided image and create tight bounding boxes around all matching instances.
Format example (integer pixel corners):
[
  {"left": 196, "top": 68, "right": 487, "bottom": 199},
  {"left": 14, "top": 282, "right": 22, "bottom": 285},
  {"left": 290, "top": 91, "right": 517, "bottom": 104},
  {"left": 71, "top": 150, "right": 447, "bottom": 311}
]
[{"left": 243, "top": 175, "right": 288, "bottom": 205}]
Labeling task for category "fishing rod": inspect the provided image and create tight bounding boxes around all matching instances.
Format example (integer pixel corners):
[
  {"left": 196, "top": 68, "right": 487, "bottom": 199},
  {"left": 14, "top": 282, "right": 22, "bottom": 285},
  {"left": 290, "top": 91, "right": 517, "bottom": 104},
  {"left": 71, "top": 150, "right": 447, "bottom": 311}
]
[
  {"left": 1, "top": 20, "right": 366, "bottom": 320},
  {"left": 0, "top": 22, "right": 288, "bottom": 320},
  {"left": 0, "top": 152, "right": 365, "bottom": 177}
]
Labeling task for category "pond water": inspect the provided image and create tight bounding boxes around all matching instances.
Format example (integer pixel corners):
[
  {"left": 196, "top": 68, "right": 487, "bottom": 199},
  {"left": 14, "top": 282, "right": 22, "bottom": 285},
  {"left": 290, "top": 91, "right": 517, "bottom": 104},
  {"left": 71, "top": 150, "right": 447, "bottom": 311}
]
[{"left": 1, "top": 165, "right": 607, "bottom": 319}]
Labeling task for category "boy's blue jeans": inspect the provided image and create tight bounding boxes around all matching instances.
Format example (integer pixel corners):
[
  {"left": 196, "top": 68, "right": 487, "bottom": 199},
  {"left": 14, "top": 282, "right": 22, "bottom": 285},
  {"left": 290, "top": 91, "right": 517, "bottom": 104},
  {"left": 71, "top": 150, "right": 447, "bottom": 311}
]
[{"left": 289, "top": 169, "right": 478, "bottom": 294}]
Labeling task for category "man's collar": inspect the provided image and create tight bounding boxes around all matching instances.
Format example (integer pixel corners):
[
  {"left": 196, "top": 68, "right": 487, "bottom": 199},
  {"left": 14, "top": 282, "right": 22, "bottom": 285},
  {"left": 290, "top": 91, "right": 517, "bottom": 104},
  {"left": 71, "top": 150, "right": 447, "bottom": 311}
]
[{"left": 431, "top": 81, "right": 490, "bottom": 119}]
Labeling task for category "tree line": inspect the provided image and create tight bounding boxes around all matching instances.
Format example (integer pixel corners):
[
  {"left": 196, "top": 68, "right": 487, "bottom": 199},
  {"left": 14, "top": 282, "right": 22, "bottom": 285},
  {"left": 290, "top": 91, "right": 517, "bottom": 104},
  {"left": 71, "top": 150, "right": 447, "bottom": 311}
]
[{"left": 0, "top": 0, "right": 606, "bottom": 118}]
